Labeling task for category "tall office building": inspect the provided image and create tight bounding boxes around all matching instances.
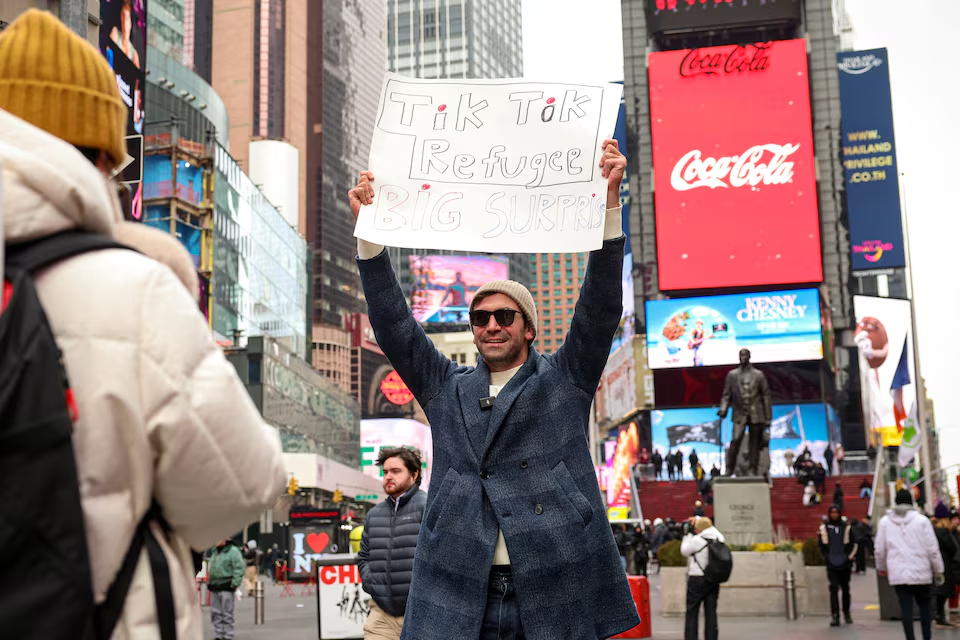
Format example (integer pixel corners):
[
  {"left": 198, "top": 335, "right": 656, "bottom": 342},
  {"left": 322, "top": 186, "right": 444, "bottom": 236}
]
[
  {"left": 385, "top": 0, "right": 530, "bottom": 309},
  {"left": 387, "top": 0, "right": 522, "bottom": 79},
  {"left": 149, "top": 0, "right": 186, "bottom": 60},
  {"left": 207, "top": 0, "right": 385, "bottom": 328}
]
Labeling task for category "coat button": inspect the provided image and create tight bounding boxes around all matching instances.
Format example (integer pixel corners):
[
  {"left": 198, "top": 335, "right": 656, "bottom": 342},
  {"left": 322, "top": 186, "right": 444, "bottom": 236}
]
[
  {"left": 480, "top": 470, "right": 490, "bottom": 479},
  {"left": 520, "top": 460, "right": 528, "bottom": 469},
  {"left": 534, "top": 504, "right": 543, "bottom": 515}
]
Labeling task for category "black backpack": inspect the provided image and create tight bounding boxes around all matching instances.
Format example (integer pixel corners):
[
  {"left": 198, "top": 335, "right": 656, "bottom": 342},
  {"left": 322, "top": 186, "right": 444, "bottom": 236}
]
[
  {"left": 0, "top": 231, "right": 177, "bottom": 640},
  {"left": 695, "top": 537, "right": 734, "bottom": 585}
]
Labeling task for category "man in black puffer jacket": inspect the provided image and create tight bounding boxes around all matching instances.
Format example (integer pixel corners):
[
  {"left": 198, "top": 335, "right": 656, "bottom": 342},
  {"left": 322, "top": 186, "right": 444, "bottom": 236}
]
[{"left": 357, "top": 447, "right": 427, "bottom": 640}]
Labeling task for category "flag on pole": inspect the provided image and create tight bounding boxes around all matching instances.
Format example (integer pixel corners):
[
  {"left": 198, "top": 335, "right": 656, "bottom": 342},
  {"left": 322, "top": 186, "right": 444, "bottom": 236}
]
[
  {"left": 667, "top": 420, "right": 721, "bottom": 447},
  {"left": 769, "top": 409, "right": 801, "bottom": 440},
  {"left": 890, "top": 337, "right": 911, "bottom": 433}
]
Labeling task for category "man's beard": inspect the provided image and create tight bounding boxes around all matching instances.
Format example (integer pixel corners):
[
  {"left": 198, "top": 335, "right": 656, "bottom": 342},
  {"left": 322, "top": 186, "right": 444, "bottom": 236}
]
[
  {"left": 479, "top": 337, "right": 524, "bottom": 367},
  {"left": 383, "top": 480, "right": 409, "bottom": 496}
]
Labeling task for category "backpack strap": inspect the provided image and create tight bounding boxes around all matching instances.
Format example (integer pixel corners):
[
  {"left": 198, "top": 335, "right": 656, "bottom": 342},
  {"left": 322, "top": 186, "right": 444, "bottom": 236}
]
[
  {"left": 5, "top": 229, "right": 134, "bottom": 274},
  {"left": 94, "top": 502, "right": 178, "bottom": 640}
]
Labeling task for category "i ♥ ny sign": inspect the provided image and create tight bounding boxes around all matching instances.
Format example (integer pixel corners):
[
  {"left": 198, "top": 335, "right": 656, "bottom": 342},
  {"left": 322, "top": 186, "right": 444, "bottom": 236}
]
[{"left": 291, "top": 529, "right": 336, "bottom": 574}]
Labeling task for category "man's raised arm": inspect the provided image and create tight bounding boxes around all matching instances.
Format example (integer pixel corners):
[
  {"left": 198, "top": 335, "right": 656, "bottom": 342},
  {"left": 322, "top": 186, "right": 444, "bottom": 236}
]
[
  {"left": 552, "top": 140, "right": 627, "bottom": 394},
  {"left": 351, "top": 171, "right": 455, "bottom": 407}
]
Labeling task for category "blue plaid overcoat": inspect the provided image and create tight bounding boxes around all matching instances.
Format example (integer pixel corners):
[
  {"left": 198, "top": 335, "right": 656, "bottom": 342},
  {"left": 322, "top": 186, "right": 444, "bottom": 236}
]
[{"left": 357, "top": 236, "right": 639, "bottom": 640}]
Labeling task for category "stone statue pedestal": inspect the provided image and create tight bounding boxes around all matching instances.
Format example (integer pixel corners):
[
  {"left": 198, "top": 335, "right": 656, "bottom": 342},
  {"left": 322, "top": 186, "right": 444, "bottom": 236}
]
[{"left": 712, "top": 477, "right": 773, "bottom": 546}]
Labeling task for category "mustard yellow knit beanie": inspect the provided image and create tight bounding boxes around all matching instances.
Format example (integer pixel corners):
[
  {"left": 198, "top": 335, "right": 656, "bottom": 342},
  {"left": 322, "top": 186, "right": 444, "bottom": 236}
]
[{"left": 0, "top": 10, "right": 128, "bottom": 166}]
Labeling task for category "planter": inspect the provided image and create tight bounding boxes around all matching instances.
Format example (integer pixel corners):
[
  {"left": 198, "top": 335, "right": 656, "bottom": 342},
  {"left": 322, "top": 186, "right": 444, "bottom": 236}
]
[
  {"left": 659, "top": 552, "right": 809, "bottom": 617},
  {"left": 659, "top": 567, "right": 687, "bottom": 616},
  {"left": 717, "top": 551, "right": 804, "bottom": 616},
  {"left": 802, "top": 566, "right": 831, "bottom": 616}
]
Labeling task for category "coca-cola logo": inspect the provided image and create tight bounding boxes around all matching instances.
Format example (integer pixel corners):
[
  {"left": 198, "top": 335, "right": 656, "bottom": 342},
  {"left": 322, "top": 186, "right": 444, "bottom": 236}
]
[
  {"left": 680, "top": 43, "right": 772, "bottom": 78},
  {"left": 670, "top": 144, "right": 799, "bottom": 191}
]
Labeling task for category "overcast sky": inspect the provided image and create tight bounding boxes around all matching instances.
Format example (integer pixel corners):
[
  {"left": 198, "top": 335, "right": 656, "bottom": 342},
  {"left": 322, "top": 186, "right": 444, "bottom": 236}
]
[{"left": 522, "top": 0, "right": 960, "bottom": 475}]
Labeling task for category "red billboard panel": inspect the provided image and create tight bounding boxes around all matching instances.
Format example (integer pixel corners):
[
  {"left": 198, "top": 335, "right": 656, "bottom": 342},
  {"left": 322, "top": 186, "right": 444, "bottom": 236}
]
[{"left": 649, "top": 40, "right": 822, "bottom": 291}]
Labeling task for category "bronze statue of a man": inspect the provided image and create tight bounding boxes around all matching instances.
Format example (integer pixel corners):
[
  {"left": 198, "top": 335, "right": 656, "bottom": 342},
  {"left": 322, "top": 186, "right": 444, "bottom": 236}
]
[{"left": 718, "top": 348, "right": 771, "bottom": 476}]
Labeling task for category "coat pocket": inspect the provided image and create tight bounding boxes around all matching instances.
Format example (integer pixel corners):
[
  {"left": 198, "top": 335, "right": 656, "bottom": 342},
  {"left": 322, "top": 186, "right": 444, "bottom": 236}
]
[
  {"left": 551, "top": 461, "right": 594, "bottom": 528},
  {"left": 425, "top": 467, "right": 460, "bottom": 531}
]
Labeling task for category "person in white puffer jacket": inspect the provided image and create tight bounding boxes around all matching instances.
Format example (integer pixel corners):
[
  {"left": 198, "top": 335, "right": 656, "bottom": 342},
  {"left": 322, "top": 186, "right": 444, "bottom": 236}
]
[
  {"left": 875, "top": 488, "right": 944, "bottom": 640},
  {"left": 0, "top": 10, "right": 287, "bottom": 639}
]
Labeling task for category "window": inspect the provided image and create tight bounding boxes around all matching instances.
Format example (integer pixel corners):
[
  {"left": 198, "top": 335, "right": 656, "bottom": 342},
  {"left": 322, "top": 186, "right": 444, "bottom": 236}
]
[
  {"left": 542, "top": 309, "right": 550, "bottom": 316},
  {"left": 554, "top": 289, "right": 561, "bottom": 296},
  {"left": 567, "top": 298, "right": 575, "bottom": 305},
  {"left": 543, "top": 319, "right": 551, "bottom": 326}
]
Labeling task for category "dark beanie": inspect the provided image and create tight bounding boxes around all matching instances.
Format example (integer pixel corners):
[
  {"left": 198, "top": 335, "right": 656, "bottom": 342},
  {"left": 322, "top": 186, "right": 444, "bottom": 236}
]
[
  {"left": 934, "top": 501, "right": 950, "bottom": 519},
  {"left": 829, "top": 504, "right": 841, "bottom": 514},
  {"left": 895, "top": 489, "right": 913, "bottom": 506}
]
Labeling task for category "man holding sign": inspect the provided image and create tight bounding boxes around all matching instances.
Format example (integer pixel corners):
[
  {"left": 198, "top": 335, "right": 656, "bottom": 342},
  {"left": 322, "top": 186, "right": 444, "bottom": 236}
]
[{"left": 349, "top": 136, "right": 638, "bottom": 639}]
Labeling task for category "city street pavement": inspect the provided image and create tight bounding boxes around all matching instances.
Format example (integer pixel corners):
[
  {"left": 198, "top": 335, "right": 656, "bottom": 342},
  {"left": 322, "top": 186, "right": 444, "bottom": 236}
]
[{"left": 203, "top": 569, "right": 957, "bottom": 639}]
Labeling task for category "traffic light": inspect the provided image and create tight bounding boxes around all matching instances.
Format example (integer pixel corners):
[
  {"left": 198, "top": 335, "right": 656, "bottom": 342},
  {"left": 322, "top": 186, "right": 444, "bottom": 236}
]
[
  {"left": 287, "top": 476, "right": 300, "bottom": 496},
  {"left": 333, "top": 489, "right": 343, "bottom": 503}
]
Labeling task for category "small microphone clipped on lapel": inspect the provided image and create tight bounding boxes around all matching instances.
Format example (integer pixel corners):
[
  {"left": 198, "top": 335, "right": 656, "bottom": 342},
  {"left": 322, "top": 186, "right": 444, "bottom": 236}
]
[{"left": 479, "top": 396, "right": 495, "bottom": 410}]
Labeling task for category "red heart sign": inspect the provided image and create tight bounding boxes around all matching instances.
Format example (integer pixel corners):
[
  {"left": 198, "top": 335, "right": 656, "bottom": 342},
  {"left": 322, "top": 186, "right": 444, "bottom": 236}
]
[{"left": 306, "top": 532, "right": 330, "bottom": 554}]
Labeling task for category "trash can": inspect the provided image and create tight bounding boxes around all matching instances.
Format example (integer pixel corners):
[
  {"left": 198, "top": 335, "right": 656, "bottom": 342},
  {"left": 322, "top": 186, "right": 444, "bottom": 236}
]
[{"left": 611, "top": 576, "right": 652, "bottom": 639}]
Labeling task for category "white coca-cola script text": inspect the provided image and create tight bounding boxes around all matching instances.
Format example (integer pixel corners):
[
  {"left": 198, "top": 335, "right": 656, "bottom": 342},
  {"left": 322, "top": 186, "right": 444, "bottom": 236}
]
[{"left": 670, "top": 143, "right": 800, "bottom": 191}]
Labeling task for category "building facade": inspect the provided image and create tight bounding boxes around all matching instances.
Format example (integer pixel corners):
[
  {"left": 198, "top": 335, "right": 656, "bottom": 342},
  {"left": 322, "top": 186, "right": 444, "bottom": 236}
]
[{"left": 618, "top": 0, "right": 864, "bottom": 456}]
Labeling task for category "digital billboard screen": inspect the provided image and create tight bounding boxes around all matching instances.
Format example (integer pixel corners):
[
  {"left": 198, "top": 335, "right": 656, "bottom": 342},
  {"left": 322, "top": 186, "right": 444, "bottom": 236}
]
[
  {"left": 647, "top": 0, "right": 802, "bottom": 36},
  {"left": 837, "top": 49, "right": 906, "bottom": 270},
  {"left": 649, "top": 39, "right": 822, "bottom": 291},
  {"left": 853, "top": 296, "right": 917, "bottom": 449},
  {"left": 651, "top": 402, "right": 830, "bottom": 477},
  {"left": 646, "top": 288, "right": 822, "bottom": 369},
  {"left": 409, "top": 254, "right": 508, "bottom": 323},
  {"left": 100, "top": 0, "right": 146, "bottom": 215}
]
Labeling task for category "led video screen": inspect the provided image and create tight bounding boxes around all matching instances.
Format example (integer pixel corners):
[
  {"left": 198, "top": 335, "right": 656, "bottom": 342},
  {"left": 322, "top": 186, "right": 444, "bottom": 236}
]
[
  {"left": 646, "top": 288, "right": 822, "bottom": 369},
  {"left": 649, "top": 39, "right": 822, "bottom": 290},
  {"left": 409, "top": 254, "right": 508, "bottom": 323}
]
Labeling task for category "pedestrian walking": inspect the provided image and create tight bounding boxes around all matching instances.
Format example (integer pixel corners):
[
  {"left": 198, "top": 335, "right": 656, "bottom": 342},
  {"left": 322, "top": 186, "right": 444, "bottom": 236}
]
[
  {"left": 614, "top": 523, "right": 631, "bottom": 573},
  {"left": 875, "top": 489, "right": 944, "bottom": 640},
  {"left": 784, "top": 449, "right": 795, "bottom": 475},
  {"left": 208, "top": 539, "right": 245, "bottom": 640},
  {"left": 689, "top": 449, "right": 699, "bottom": 476},
  {"left": 836, "top": 444, "right": 846, "bottom": 475},
  {"left": 653, "top": 449, "right": 664, "bottom": 480},
  {"left": 710, "top": 464, "right": 721, "bottom": 480},
  {"left": 819, "top": 505, "right": 856, "bottom": 626},
  {"left": 632, "top": 525, "right": 650, "bottom": 576},
  {"left": 681, "top": 517, "right": 727, "bottom": 640},
  {"left": 0, "top": 11, "right": 285, "bottom": 640},
  {"left": 933, "top": 502, "right": 960, "bottom": 628},
  {"left": 667, "top": 450, "right": 677, "bottom": 481},
  {"left": 851, "top": 518, "right": 873, "bottom": 574},
  {"left": 650, "top": 518, "right": 667, "bottom": 557},
  {"left": 676, "top": 451, "right": 686, "bottom": 480},
  {"left": 833, "top": 483, "right": 845, "bottom": 514},
  {"left": 803, "top": 482, "right": 819, "bottom": 506},
  {"left": 269, "top": 543, "right": 282, "bottom": 584},
  {"left": 824, "top": 446, "right": 835, "bottom": 476},
  {"left": 243, "top": 540, "right": 259, "bottom": 596},
  {"left": 357, "top": 447, "right": 427, "bottom": 640},
  {"left": 348, "top": 140, "right": 639, "bottom": 640}
]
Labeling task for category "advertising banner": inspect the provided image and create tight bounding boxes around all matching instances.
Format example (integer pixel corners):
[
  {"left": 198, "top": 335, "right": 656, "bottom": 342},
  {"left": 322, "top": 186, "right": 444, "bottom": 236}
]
[
  {"left": 357, "top": 74, "right": 623, "bottom": 253},
  {"left": 409, "top": 254, "right": 508, "bottom": 323},
  {"left": 646, "top": 0, "right": 802, "bottom": 36},
  {"left": 606, "top": 420, "right": 641, "bottom": 507},
  {"left": 651, "top": 403, "right": 830, "bottom": 477},
  {"left": 289, "top": 523, "right": 340, "bottom": 576},
  {"left": 360, "top": 419, "right": 433, "bottom": 492},
  {"left": 646, "top": 288, "right": 822, "bottom": 369},
  {"left": 837, "top": 49, "right": 906, "bottom": 270},
  {"left": 853, "top": 296, "right": 917, "bottom": 453},
  {"left": 610, "top": 96, "right": 636, "bottom": 354},
  {"left": 99, "top": 0, "right": 146, "bottom": 202},
  {"left": 648, "top": 39, "right": 822, "bottom": 290},
  {"left": 316, "top": 560, "right": 369, "bottom": 639}
]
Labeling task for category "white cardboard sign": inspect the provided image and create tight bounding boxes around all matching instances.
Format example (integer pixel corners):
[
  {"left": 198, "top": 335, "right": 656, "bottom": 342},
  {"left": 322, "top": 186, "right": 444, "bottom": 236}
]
[{"left": 355, "top": 74, "right": 623, "bottom": 253}]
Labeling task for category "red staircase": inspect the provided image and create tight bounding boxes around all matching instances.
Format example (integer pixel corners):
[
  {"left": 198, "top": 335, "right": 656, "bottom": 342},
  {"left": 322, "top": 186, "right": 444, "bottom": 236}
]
[{"left": 637, "top": 474, "right": 871, "bottom": 541}]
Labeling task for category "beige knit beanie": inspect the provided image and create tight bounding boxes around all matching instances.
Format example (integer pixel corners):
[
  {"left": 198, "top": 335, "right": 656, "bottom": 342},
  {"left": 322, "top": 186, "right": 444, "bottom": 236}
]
[{"left": 470, "top": 280, "right": 538, "bottom": 339}]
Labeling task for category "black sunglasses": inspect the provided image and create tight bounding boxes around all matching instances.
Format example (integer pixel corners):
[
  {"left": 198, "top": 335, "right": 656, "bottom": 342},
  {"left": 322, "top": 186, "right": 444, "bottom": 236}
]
[{"left": 469, "top": 308, "right": 521, "bottom": 327}]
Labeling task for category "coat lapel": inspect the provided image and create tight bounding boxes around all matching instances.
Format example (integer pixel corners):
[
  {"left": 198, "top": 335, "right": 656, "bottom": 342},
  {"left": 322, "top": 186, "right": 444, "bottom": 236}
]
[
  {"left": 456, "top": 361, "right": 490, "bottom": 464},
  {"left": 480, "top": 350, "right": 539, "bottom": 456}
]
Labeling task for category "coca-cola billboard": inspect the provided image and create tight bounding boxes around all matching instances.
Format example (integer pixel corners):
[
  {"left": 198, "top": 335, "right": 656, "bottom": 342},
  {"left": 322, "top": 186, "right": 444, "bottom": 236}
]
[{"left": 649, "top": 39, "right": 822, "bottom": 291}]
